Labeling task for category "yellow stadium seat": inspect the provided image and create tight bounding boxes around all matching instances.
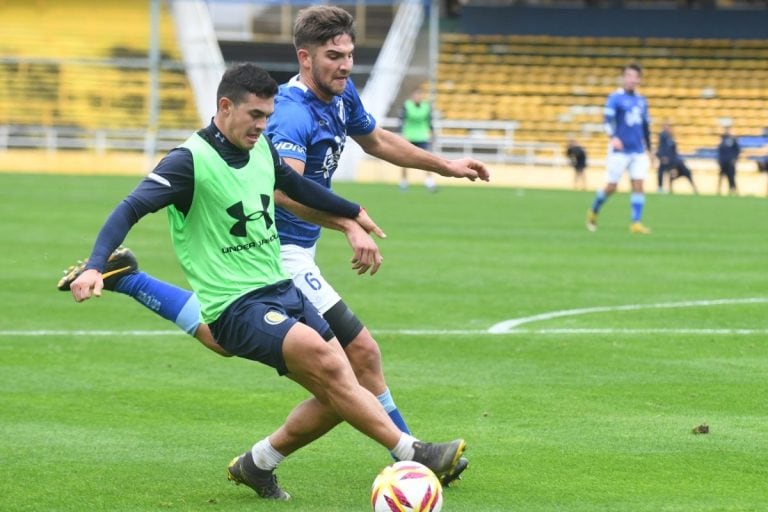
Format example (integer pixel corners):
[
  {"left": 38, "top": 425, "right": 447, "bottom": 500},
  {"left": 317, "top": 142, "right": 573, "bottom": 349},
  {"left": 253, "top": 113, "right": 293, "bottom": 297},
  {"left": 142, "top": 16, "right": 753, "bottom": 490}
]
[
  {"left": 0, "top": 0, "right": 198, "bottom": 130},
  {"left": 437, "top": 33, "right": 768, "bottom": 153}
]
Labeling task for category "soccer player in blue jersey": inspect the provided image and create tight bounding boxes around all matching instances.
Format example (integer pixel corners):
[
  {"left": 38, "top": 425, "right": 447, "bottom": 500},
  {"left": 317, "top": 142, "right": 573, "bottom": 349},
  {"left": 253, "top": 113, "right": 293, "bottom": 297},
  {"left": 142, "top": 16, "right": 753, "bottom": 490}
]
[
  {"left": 59, "top": 5, "right": 486, "bottom": 487},
  {"left": 586, "top": 63, "right": 652, "bottom": 234}
]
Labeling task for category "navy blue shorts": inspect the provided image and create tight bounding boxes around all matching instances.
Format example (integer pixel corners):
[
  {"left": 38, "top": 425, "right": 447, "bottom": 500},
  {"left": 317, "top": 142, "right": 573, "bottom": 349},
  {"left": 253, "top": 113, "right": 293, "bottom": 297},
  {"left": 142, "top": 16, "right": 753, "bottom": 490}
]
[{"left": 209, "top": 280, "right": 334, "bottom": 375}]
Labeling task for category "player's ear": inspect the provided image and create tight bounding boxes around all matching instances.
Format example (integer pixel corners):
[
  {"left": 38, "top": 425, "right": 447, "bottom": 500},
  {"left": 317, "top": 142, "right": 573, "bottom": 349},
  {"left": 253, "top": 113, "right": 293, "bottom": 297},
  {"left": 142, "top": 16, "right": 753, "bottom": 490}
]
[
  {"left": 297, "top": 48, "right": 311, "bottom": 68},
  {"left": 218, "top": 97, "right": 233, "bottom": 115}
]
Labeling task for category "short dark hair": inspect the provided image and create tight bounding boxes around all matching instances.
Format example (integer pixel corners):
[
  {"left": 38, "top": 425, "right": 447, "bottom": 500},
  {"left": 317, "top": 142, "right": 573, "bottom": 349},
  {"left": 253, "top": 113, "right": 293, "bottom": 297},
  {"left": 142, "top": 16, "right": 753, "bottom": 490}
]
[
  {"left": 293, "top": 5, "right": 356, "bottom": 51},
  {"left": 216, "top": 63, "right": 278, "bottom": 106},
  {"left": 624, "top": 62, "right": 642, "bottom": 75}
]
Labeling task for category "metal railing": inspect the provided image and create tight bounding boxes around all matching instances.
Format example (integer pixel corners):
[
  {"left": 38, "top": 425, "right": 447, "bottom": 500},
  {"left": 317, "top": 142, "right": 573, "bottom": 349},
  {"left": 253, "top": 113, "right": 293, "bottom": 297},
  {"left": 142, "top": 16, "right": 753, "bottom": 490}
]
[
  {"left": 0, "top": 125, "right": 190, "bottom": 154},
  {"left": 379, "top": 118, "right": 563, "bottom": 165},
  {"left": 0, "top": 120, "right": 565, "bottom": 166}
]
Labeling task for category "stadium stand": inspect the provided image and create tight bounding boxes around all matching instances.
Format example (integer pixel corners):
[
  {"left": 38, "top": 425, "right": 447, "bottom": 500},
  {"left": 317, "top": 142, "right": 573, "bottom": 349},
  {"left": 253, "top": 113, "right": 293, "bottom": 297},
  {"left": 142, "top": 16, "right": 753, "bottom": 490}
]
[
  {"left": 0, "top": 0, "right": 199, "bottom": 132},
  {"left": 435, "top": 33, "right": 768, "bottom": 167},
  {"left": 2, "top": 0, "right": 765, "bottom": 193}
]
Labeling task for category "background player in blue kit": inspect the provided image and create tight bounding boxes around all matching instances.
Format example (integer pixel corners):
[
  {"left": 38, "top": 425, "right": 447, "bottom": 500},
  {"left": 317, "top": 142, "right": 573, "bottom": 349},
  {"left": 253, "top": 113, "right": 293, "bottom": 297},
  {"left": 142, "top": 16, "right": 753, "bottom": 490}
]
[
  {"left": 586, "top": 63, "right": 652, "bottom": 234},
  {"left": 59, "top": 5, "right": 487, "bottom": 486}
]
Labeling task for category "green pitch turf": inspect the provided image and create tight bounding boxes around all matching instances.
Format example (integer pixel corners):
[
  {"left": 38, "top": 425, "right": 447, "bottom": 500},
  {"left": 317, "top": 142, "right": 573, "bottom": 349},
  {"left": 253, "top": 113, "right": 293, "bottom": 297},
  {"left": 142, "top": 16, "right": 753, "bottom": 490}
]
[{"left": 1, "top": 173, "right": 767, "bottom": 511}]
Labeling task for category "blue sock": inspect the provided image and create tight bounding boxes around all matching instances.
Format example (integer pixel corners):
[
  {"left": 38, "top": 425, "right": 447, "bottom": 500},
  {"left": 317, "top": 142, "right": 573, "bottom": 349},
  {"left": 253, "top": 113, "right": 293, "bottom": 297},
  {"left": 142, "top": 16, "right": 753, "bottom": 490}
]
[
  {"left": 591, "top": 189, "right": 607, "bottom": 214},
  {"left": 630, "top": 192, "right": 645, "bottom": 222},
  {"left": 376, "top": 388, "right": 411, "bottom": 434},
  {"left": 377, "top": 388, "right": 410, "bottom": 461},
  {"left": 114, "top": 272, "right": 200, "bottom": 334}
]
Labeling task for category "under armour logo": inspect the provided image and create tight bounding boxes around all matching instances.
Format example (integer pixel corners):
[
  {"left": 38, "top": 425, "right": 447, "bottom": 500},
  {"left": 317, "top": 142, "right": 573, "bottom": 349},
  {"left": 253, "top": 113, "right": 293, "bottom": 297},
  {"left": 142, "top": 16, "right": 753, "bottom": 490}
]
[
  {"left": 214, "top": 130, "right": 226, "bottom": 144},
  {"left": 226, "top": 196, "right": 273, "bottom": 237}
]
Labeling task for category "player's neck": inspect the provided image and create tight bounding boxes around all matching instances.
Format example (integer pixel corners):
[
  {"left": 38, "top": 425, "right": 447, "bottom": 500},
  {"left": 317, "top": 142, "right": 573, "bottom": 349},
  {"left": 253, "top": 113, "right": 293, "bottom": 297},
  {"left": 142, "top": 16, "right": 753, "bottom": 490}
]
[{"left": 297, "top": 74, "right": 333, "bottom": 103}]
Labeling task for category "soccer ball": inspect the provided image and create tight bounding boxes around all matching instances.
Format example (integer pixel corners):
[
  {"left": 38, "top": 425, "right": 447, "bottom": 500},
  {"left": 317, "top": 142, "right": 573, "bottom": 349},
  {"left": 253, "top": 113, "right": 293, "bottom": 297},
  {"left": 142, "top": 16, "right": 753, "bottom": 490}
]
[{"left": 371, "top": 461, "right": 443, "bottom": 512}]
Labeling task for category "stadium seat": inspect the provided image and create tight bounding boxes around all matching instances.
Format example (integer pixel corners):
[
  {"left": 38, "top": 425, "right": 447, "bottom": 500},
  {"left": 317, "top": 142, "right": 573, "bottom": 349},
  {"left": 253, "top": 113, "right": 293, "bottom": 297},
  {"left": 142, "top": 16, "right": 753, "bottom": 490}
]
[
  {"left": 437, "top": 33, "right": 768, "bottom": 161},
  {"left": 0, "top": 0, "right": 198, "bottom": 130}
]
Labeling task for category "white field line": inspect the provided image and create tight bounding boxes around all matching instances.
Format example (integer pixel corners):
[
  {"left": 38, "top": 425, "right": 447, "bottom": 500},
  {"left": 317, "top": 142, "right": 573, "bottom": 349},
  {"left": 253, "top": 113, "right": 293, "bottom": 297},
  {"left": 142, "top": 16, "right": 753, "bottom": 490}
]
[
  {"left": 1, "top": 298, "right": 766, "bottom": 338},
  {"left": 487, "top": 297, "right": 768, "bottom": 334},
  {"left": 3, "top": 328, "right": 768, "bottom": 338},
  {"left": 372, "top": 328, "right": 768, "bottom": 336},
  {"left": 0, "top": 330, "right": 184, "bottom": 337}
]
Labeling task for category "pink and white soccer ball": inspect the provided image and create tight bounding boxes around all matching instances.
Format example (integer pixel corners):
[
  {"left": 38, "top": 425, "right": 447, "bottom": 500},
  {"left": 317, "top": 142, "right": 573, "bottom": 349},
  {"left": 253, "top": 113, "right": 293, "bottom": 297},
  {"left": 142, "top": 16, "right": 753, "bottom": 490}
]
[{"left": 371, "top": 461, "right": 443, "bottom": 512}]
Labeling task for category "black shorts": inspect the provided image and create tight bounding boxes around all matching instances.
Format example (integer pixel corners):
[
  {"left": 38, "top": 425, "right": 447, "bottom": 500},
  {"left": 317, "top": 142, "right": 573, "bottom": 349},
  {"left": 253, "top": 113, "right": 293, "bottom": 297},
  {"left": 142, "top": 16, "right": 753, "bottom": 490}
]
[
  {"left": 671, "top": 166, "right": 692, "bottom": 180},
  {"left": 209, "top": 279, "right": 334, "bottom": 375}
]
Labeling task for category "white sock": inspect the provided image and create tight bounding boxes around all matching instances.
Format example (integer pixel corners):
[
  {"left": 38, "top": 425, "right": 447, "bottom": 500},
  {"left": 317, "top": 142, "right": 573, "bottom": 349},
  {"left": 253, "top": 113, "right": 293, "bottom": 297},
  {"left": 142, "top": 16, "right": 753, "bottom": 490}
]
[
  {"left": 425, "top": 176, "right": 436, "bottom": 188},
  {"left": 391, "top": 433, "right": 419, "bottom": 461},
  {"left": 251, "top": 437, "right": 285, "bottom": 471}
]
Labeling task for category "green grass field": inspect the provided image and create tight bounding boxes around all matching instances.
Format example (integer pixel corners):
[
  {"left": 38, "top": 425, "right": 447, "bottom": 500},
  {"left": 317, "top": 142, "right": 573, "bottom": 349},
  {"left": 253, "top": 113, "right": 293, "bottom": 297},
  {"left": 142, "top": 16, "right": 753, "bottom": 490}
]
[{"left": 1, "top": 172, "right": 767, "bottom": 511}]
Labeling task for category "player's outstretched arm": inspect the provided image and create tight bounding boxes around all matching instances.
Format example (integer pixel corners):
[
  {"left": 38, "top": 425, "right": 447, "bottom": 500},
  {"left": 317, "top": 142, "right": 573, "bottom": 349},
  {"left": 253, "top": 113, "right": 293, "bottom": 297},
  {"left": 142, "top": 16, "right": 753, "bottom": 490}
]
[
  {"left": 353, "top": 127, "right": 490, "bottom": 182},
  {"left": 68, "top": 202, "right": 142, "bottom": 303}
]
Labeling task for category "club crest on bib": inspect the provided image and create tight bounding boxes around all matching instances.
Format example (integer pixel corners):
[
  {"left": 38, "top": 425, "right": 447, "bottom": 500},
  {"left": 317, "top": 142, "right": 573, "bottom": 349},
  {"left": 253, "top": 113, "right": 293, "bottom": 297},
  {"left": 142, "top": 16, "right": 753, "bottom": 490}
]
[{"left": 264, "top": 310, "right": 287, "bottom": 325}]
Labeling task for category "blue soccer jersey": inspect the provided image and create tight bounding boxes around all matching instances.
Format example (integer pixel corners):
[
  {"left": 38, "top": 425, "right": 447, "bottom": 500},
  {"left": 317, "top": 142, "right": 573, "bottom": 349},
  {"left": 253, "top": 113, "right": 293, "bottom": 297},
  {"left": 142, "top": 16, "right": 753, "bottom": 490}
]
[
  {"left": 267, "top": 76, "right": 376, "bottom": 247},
  {"left": 604, "top": 88, "right": 650, "bottom": 154}
]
